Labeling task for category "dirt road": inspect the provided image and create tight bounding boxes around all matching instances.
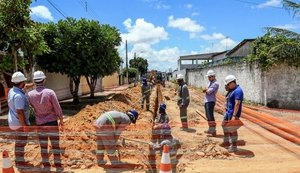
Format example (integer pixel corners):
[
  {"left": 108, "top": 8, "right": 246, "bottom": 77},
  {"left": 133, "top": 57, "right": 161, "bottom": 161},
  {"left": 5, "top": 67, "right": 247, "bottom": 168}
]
[{"left": 1, "top": 82, "right": 300, "bottom": 173}]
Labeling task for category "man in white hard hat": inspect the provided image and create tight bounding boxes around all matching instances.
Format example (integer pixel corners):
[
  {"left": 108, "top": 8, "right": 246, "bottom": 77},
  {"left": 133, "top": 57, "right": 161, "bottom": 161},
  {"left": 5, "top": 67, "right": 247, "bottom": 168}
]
[
  {"left": 27, "top": 70, "right": 64, "bottom": 171},
  {"left": 221, "top": 75, "right": 244, "bottom": 153},
  {"left": 176, "top": 74, "right": 190, "bottom": 130},
  {"left": 7, "top": 71, "right": 30, "bottom": 169},
  {"left": 203, "top": 70, "right": 219, "bottom": 136}
]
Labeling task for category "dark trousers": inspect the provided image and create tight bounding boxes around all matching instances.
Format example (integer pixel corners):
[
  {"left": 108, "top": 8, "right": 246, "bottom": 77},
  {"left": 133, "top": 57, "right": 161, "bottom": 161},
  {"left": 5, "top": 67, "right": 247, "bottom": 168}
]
[
  {"left": 14, "top": 128, "right": 28, "bottom": 167},
  {"left": 205, "top": 102, "right": 216, "bottom": 132},
  {"left": 37, "top": 121, "right": 61, "bottom": 167},
  {"left": 179, "top": 106, "right": 188, "bottom": 128}
]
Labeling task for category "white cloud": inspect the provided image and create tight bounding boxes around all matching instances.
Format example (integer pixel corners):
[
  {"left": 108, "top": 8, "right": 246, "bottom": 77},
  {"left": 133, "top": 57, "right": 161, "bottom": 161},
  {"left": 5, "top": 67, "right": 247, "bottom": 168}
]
[
  {"left": 200, "top": 33, "right": 226, "bottom": 40},
  {"left": 119, "top": 18, "right": 182, "bottom": 72},
  {"left": 143, "top": 0, "right": 170, "bottom": 9},
  {"left": 185, "top": 4, "right": 193, "bottom": 9},
  {"left": 274, "top": 24, "right": 300, "bottom": 30},
  {"left": 191, "top": 12, "right": 199, "bottom": 17},
  {"left": 121, "top": 18, "right": 168, "bottom": 45},
  {"left": 257, "top": 0, "right": 282, "bottom": 8},
  {"left": 168, "top": 15, "right": 205, "bottom": 33},
  {"left": 30, "top": 5, "right": 54, "bottom": 21},
  {"left": 201, "top": 37, "right": 237, "bottom": 53}
]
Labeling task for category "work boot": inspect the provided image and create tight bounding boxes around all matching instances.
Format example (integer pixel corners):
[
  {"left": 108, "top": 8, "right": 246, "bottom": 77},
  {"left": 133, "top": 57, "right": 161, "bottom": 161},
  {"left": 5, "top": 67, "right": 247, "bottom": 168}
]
[
  {"left": 204, "top": 130, "right": 216, "bottom": 137},
  {"left": 228, "top": 145, "right": 238, "bottom": 153},
  {"left": 219, "top": 141, "right": 230, "bottom": 149}
]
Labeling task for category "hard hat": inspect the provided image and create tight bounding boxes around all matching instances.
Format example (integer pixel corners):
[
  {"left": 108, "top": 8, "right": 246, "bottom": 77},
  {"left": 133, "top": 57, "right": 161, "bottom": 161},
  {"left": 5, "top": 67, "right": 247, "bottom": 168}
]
[
  {"left": 224, "top": 75, "right": 236, "bottom": 85},
  {"left": 159, "top": 103, "right": 166, "bottom": 111},
  {"left": 11, "top": 72, "right": 27, "bottom": 83},
  {"left": 206, "top": 70, "right": 216, "bottom": 77},
  {"left": 128, "top": 110, "right": 139, "bottom": 124},
  {"left": 33, "top": 71, "right": 46, "bottom": 82},
  {"left": 176, "top": 74, "right": 184, "bottom": 80}
]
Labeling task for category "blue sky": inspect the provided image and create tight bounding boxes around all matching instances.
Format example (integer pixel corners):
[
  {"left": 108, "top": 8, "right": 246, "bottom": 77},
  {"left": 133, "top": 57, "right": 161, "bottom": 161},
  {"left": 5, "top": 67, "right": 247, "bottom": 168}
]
[{"left": 30, "top": 0, "right": 300, "bottom": 72}]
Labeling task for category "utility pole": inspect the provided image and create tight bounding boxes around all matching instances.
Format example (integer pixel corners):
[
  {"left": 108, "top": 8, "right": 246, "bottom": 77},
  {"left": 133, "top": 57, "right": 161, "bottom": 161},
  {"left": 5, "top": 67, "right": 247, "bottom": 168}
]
[{"left": 126, "top": 40, "right": 128, "bottom": 84}]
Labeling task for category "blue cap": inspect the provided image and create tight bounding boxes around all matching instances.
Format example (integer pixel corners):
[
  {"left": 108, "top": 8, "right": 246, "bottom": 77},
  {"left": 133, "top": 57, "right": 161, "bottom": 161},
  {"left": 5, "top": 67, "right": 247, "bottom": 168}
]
[{"left": 128, "top": 110, "right": 139, "bottom": 124}]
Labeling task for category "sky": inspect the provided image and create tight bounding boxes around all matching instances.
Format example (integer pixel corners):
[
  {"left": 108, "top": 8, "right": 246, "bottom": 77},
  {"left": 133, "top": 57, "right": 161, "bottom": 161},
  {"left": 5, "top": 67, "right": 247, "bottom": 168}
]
[{"left": 29, "top": 0, "right": 300, "bottom": 72}]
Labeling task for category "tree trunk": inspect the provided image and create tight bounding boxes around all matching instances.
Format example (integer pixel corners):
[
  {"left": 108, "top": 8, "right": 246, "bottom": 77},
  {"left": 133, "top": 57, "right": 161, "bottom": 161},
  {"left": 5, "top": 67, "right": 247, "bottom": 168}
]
[
  {"left": 12, "top": 46, "right": 18, "bottom": 72},
  {"left": 85, "top": 75, "right": 97, "bottom": 98},
  {"left": 69, "top": 76, "right": 80, "bottom": 103}
]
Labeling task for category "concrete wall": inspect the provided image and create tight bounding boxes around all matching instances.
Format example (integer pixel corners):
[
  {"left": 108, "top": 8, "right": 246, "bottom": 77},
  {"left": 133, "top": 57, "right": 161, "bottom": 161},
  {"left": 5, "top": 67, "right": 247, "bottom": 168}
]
[
  {"left": 264, "top": 64, "right": 300, "bottom": 109},
  {"left": 45, "top": 72, "right": 102, "bottom": 100},
  {"left": 187, "top": 62, "right": 300, "bottom": 109},
  {"left": 102, "top": 73, "right": 119, "bottom": 88}
]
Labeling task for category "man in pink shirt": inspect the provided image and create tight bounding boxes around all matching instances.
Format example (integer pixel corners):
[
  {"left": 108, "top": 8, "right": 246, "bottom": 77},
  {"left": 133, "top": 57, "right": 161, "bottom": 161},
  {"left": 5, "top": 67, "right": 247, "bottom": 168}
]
[{"left": 28, "top": 71, "right": 64, "bottom": 171}]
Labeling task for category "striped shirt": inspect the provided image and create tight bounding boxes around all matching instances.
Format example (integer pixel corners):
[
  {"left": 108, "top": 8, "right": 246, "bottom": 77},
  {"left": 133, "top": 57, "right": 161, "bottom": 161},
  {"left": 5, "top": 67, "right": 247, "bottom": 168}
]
[{"left": 28, "top": 86, "right": 63, "bottom": 125}]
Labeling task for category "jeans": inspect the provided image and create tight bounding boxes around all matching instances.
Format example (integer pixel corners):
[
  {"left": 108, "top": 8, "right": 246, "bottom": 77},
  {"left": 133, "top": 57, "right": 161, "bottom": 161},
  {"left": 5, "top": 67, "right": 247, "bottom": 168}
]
[
  {"left": 204, "top": 102, "right": 216, "bottom": 132},
  {"left": 37, "top": 120, "right": 61, "bottom": 168}
]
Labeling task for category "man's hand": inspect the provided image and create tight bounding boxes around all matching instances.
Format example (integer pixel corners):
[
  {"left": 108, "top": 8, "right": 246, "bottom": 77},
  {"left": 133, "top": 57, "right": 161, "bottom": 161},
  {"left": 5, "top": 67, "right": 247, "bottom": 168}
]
[{"left": 59, "top": 118, "right": 64, "bottom": 130}]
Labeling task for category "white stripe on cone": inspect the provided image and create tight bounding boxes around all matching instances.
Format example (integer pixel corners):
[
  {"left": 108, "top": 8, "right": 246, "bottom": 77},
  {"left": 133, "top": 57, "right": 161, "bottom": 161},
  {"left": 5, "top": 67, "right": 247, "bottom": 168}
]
[
  {"left": 2, "top": 150, "right": 15, "bottom": 173},
  {"left": 159, "top": 145, "right": 172, "bottom": 173}
]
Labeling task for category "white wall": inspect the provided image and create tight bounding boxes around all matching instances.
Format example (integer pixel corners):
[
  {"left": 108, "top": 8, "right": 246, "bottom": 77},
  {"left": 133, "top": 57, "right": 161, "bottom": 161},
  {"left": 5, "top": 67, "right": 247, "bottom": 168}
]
[{"left": 187, "top": 62, "right": 300, "bottom": 109}]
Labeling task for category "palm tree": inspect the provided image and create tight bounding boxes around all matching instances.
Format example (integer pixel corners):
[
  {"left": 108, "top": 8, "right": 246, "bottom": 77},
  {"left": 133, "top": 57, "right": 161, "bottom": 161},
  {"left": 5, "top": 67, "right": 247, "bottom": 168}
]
[{"left": 266, "top": 0, "right": 300, "bottom": 39}]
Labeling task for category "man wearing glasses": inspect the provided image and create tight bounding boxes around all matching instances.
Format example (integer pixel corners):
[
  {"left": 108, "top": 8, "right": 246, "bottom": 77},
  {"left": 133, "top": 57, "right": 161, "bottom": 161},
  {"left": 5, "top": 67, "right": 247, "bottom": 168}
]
[{"left": 203, "top": 70, "right": 219, "bottom": 137}]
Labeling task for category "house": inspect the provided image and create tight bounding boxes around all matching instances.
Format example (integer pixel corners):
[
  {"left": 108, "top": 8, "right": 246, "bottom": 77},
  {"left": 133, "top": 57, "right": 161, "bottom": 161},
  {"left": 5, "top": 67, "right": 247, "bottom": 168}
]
[{"left": 226, "top": 39, "right": 255, "bottom": 59}]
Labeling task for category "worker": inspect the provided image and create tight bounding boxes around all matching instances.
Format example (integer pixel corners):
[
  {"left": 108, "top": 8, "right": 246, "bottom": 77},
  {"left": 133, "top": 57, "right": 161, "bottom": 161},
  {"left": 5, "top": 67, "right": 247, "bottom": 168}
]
[
  {"left": 203, "top": 70, "right": 219, "bottom": 137},
  {"left": 141, "top": 77, "right": 151, "bottom": 111},
  {"left": 27, "top": 71, "right": 64, "bottom": 171},
  {"left": 222, "top": 75, "right": 244, "bottom": 153},
  {"left": 176, "top": 74, "right": 190, "bottom": 130},
  {"left": 94, "top": 110, "right": 139, "bottom": 167},
  {"left": 151, "top": 123, "right": 180, "bottom": 172},
  {"left": 153, "top": 103, "right": 170, "bottom": 144},
  {"left": 155, "top": 103, "right": 169, "bottom": 124},
  {"left": 7, "top": 72, "right": 30, "bottom": 170}
]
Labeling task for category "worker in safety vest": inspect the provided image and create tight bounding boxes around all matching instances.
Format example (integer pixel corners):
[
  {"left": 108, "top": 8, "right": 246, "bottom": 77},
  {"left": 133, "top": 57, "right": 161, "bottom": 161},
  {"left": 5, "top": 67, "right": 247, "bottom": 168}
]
[
  {"left": 141, "top": 77, "right": 151, "bottom": 111},
  {"left": 176, "top": 74, "right": 190, "bottom": 130},
  {"left": 94, "top": 110, "right": 139, "bottom": 167}
]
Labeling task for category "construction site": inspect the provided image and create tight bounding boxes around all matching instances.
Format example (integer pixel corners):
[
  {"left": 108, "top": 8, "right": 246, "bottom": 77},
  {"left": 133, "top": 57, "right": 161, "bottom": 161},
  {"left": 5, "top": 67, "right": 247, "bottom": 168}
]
[
  {"left": 1, "top": 81, "right": 300, "bottom": 173},
  {"left": 1, "top": 1, "right": 300, "bottom": 173}
]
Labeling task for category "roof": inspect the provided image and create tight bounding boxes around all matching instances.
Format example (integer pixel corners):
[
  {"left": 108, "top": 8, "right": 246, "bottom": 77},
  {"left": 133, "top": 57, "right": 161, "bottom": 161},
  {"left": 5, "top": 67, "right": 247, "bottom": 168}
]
[
  {"left": 179, "top": 52, "right": 224, "bottom": 60},
  {"left": 211, "top": 50, "right": 228, "bottom": 57},
  {"left": 226, "top": 39, "right": 255, "bottom": 56}
]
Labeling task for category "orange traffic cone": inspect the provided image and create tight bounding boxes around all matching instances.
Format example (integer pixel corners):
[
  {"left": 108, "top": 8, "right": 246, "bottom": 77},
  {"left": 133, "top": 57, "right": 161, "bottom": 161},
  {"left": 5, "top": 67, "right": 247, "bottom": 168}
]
[
  {"left": 159, "top": 145, "right": 172, "bottom": 173},
  {"left": 2, "top": 150, "right": 15, "bottom": 173}
]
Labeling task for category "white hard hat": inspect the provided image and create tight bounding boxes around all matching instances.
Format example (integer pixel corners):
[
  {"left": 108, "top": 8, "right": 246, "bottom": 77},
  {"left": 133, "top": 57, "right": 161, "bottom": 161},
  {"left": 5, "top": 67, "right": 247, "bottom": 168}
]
[
  {"left": 176, "top": 74, "right": 184, "bottom": 80},
  {"left": 33, "top": 71, "right": 46, "bottom": 82},
  {"left": 11, "top": 72, "right": 27, "bottom": 83},
  {"left": 224, "top": 75, "right": 236, "bottom": 85},
  {"left": 206, "top": 70, "right": 216, "bottom": 77}
]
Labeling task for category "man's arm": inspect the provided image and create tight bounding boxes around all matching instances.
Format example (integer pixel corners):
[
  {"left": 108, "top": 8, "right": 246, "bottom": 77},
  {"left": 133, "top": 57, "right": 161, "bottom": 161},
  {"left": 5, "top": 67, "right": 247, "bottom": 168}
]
[{"left": 232, "top": 100, "right": 241, "bottom": 119}]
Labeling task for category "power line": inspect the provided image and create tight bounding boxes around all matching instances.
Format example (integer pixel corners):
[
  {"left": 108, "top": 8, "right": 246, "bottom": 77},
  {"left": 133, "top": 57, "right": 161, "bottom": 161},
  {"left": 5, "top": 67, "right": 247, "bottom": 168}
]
[
  {"left": 77, "top": 0, "right": 100, "bottom": 19},
  {"left": 46, "top": 0, "right": 67, "bottom": 18}
]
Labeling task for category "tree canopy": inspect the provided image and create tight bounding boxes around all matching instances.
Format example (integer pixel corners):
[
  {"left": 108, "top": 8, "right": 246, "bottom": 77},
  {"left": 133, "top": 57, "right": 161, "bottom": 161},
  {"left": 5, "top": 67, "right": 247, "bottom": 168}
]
[
  {"left": 129, "top": 56, "right": 148, "bottom": 76},
  {"left": 36, "top": 18, "right": 122, "bottom": 102}
]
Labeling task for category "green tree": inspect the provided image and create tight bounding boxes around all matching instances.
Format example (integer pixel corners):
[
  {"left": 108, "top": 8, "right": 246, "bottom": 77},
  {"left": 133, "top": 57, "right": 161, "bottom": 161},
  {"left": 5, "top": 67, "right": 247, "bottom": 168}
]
[
  {"left": 77, "top": 20, "right": 122, "bottom": 98},
  {"left": 129, "top": 56, "right": 148, "bottom": 77},
  {"left": 0, "top": 0, "right": 32, "bottom": 72},
  {"left": 247, "top": 33, "right": 300, "bottom": 70},
  {"left": 37, "top": 18, "right": 122, "bottom": 102},
  {"left": 122, "top": 67, "right": 138, "bottom": 79}
]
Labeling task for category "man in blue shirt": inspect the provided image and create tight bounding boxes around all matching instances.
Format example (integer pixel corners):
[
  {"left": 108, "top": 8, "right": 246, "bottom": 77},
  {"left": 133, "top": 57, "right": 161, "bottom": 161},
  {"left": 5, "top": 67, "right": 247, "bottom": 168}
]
[
  {"left": 203, "top": 70, "right": 219, "bottom": 136},
  {"left": 7, "top": 72, "right": 30, "bottom": 169},
  {"left": 222, "top": 75, "right": 243, "bottom": 153}
]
